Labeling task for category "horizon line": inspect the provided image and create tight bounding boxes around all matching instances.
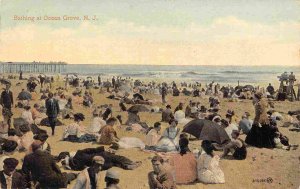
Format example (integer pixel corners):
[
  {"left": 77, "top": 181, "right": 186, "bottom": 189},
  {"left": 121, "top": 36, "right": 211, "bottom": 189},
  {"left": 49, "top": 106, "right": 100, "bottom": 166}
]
[{"left": 1, "top": 61, "right": 299, "bottom": 67}]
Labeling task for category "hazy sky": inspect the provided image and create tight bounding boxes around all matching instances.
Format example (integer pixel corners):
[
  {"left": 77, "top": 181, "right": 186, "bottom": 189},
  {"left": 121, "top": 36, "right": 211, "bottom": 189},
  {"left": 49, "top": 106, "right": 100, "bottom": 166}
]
[{"left": 0, "top": 0, "right": 299, "bottom": 65}]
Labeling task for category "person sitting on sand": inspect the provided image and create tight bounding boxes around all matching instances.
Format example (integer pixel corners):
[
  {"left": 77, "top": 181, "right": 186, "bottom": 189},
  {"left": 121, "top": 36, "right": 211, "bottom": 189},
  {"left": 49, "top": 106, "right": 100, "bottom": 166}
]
[
  {"left": 102, "top": 105, "right": 113, "bottom": 121},
  {"left": 221, "top": 130, "right": 247, "bottom": 160},
  {"left": 33, "top": 133, "right": 51, "bottom": 154},
  {"left": 57, "top": 146, "right": 141, "bottom": 171},
  {"left": 19, "top": 124, "right": 34, "bottom": 152},
  {"left": 155, "top": 119, "right": 180, "bottom": 152},
  {"left": 83, "top": 91, "right": 93, "bottom": 107},
  {"left": 73, "top": 156, "right": 105, "bottom": 189},
  {"left": 63, "top": 113, "right": 85, "bottom": 142},
  {"left": 125, "top": 110, "right": 141, "bottom": 126},
  {"left": 0, "top": 140, "right": 18, "bottom": 171},
  {"left": 21, "top": 105, "right": 34, "bottom": 125},
  {"left": 224, "top": 111, "right": 239, "bottom": 140},
  {"left": 197, "top": 140, "right": 225, "bottom": 184},
  {"left": 145, "top": 122, "right": 162, "bottom": 150},
  {"left": 174, "top": 103, "right": 184, "bottom": 113},
  {"left": 238, "top": 113, "right": 252, "bottom": 135},
  {"left": 31, "top": 104, "right": 44, "bottom": 125},
  {"left": 161, "top": 105, "right": 173, "bottom": 123},
  {"left": 98, "top": 117, "right": 119, "bottom": 145},
  {"left": 174, "top": 107, "right": 191, "bottom": 125},
  {"left": 87, "top": 108, "right": 106, "bottom": 134},
  {"left": 62, "top": 97, "right": 74, "bottom": 119},
  {"left": 148, "top": 156, "right": 176, "bottom": 189},
  {"left": 7, "top": 129, "right": 21, "bottom": 149},
  {"left": 185, "top": 100, "right": 192, "bottom": 118},
  {"left": 168, "top": 137, "right": 197, "bottom": 184}
]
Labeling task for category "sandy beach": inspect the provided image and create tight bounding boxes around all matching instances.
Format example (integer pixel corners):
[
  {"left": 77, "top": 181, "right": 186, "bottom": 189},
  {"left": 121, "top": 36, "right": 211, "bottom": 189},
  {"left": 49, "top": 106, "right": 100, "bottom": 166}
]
[{"left": 3, "top": 74, "right": 299, "bottom": 189}]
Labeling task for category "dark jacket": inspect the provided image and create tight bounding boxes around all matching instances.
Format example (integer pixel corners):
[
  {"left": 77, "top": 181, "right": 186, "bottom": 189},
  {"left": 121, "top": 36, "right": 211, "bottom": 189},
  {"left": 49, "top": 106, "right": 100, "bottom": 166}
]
[
  {"left": 22, "top": 150, "right": 67, "bottom": 188},
  {"left": 0, "top": 90, "right": 13, "bottom": 109},
  {"left": 0, "top": 171, "right": 25, "bottom": 189},
  {"left": 45, "top": 98, "right": 60, "bottom": 118}
]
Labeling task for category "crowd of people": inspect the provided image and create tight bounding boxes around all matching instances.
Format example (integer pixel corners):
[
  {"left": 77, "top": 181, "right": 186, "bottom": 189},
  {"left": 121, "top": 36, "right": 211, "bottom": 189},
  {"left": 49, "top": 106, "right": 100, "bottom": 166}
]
[{"left": 0, "top": 71, "right": 298, "bottom": 188}]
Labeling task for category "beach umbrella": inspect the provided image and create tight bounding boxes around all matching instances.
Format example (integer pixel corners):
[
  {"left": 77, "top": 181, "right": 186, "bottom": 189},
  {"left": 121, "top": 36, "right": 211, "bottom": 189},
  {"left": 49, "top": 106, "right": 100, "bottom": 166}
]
[
  {"left": 0, "top": 79, "right": 11, "bottom": 85},
  {"left": 17, "top": 91, "right": 32, "bottom": 100},
  {"left": 182, "top": 119, "right": 230, "bottom": 144},
  {"left": 127, "top": 105, "right": 150, "bottom": 113}
]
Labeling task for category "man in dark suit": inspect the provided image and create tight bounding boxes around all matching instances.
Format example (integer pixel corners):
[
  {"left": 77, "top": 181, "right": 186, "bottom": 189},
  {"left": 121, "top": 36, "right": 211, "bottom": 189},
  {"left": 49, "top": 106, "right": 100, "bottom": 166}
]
[
  {"left": 0, "top": 84, "right": 14, "bottom": 128},
  {"left": 0, "top": 158, "right": 25, "bottom": 189},
  {"left": 45, "top": 92, "right": 60, "bottom": 135},
  {"left": 22, "top": 142, "right": 70, "bottom": 188}
]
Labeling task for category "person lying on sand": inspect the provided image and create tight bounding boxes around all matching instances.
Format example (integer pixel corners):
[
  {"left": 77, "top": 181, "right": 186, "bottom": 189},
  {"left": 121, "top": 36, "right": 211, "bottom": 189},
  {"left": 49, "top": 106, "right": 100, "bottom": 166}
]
[{"left": 56, "top": 146, "right": 141, "bottom": 171}]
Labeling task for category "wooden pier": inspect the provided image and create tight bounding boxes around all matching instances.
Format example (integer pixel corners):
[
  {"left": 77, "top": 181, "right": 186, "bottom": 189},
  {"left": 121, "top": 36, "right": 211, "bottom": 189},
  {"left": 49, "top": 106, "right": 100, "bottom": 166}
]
[{"left": 0, "top": 61, "right": 67, "bottom": 73}]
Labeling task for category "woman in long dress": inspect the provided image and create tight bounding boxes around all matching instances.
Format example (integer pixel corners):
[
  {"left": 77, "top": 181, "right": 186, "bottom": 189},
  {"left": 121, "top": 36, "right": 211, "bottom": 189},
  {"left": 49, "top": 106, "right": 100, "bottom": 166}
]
[
  {"left": 155, "top": 119, "right": 180, "bottom": 152},
  {"left": 197, "top": 140, "right": 225, "bottom": 184}
]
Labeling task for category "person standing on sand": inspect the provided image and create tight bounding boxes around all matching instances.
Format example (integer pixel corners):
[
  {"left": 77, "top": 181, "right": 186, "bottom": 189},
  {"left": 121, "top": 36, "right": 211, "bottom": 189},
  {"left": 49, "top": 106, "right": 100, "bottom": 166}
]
[
  {"left": 112, "top": 76, "right": 116, "bottom": 89},
  {"left": 0, "top": 84, "right": 14, "bottom": 128},
  {"left": 98, "top": 75, "right": 101, "bottom": 86},
  {"left": 45, "top": 92, "right": 60, "bottom": 136},
  {"left": 161, "top": 83, "right": 167, "bottom": 104}
]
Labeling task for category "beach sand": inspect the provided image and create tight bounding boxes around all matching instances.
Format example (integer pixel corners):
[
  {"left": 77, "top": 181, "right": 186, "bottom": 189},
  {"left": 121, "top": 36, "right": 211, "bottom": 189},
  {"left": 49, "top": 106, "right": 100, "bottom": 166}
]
[{"left": 5, "top": 75, "right": 300, "bottom": 189}]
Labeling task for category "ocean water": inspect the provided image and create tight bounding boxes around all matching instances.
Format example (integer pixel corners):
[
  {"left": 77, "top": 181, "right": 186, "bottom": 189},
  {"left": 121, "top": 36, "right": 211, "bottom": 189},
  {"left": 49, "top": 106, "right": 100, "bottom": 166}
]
[{"left": 65, "top": 64, "right": 300, "bottom": 85}]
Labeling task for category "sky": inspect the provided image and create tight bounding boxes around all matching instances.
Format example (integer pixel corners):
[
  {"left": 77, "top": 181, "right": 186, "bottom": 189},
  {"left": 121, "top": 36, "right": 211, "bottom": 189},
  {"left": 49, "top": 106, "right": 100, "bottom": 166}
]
[{"left": 0, "top": 0, "right": 300, "bottom": 66}]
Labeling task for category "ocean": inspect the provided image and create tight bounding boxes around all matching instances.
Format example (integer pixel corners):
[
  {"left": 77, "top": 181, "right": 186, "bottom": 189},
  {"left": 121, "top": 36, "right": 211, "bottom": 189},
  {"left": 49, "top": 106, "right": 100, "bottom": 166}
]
[{"left": 65, "top": 64, "right": 300, "bottom": 85}]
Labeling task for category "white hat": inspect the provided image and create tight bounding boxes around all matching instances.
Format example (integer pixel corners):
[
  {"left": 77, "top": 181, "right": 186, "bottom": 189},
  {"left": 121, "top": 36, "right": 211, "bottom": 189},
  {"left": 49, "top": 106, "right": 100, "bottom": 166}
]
[{"left": 106, "top": 169, "right": 119, "bottom": 179}]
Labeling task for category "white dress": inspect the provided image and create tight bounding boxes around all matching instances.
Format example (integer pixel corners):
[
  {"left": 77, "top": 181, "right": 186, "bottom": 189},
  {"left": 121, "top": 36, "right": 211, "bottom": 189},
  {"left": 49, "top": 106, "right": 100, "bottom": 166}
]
[
  {"left": 87, "top": 117, "right": 106, "bottom": 133},
  {"left": 197, "top": 153, "right": 225, "bottom": 184},
  {"left": 174, "top": 110, "right": 191, "bottom": 125},
  {"left": 155, "top": 127, "right": 180, "bottom": 152},
  {"left": 225, "top": 123, "right": 239, "bottom": 140},
  {"left": 21, "top": 110, "right": 34, "bottom": 124},
  {"left": 118, "top": 137, "right": 145, "bottom": 149}
]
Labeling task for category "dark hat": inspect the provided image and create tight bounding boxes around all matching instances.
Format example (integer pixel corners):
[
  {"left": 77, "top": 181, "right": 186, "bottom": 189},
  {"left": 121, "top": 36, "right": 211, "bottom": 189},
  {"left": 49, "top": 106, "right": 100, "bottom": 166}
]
[
  {"left": 200, "top": 106, "right": 207, "bottom": 112},
  {"left": 168, "top": 119, "right": 178, "bottom": 125},
  {"left": 34, "top": 133, "right": 49, "bottom": 142},
  {"left": 226, "top": 110, "right": 235, "bottom": 117},
  {"left": 3, "top": 158, "right": 18, "bottom": 169},
  {"left": 221, "top": 119, "right": 229, "bottom": 127},
  {"left": 166, "top": 105, "right": 171, "bottom": 109},
  {"left": 154, "top": 122, "right": 161, "bottom": 128},
  {"left": 19, "top": 124, "right": 30, "bottom": 133},
  {"left": 74, "top": 113, "right": 85, "bottom": 121},
  {"left": 1, "top": 140, "right": 18, "bottom": 153}
]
